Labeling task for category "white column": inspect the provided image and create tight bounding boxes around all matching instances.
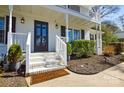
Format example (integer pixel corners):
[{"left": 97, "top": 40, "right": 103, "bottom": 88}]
[
  {"left": 95, "top": 9, "right": 102, "bottom": 55},
  {"left": 65, "top": 13, "right": 69, "bottom": 42},
  {"left": 85, "top": 30, "right": 90, "bottom": 40},
  {"left": 7, "top": 5, "right": 13, "bottom": 51},
  {"left": 65, "top": 5, "right": 69, "bottom": 42},
  {"left": 99, "top": 23, "right": 102, "bottom": 54},
  {"left": 96, "top": 23, "right": 102, "bottom": 55}
]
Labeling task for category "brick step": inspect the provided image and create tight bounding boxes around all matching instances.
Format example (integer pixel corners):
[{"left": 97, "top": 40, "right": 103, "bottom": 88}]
[{"left": 29, "top": 66, "right": 66, "bottom": 75}]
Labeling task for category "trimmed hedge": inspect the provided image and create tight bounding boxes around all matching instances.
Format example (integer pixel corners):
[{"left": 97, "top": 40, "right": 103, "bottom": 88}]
[{"left": 71, "top": 40, "right": 95, "bottom": 58}]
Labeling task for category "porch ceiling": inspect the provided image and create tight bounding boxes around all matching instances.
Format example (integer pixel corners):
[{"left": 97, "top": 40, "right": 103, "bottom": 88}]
[
  {"left": 13, "top": 5, "right": 65, "bottom": 22},
  {"left": 68, "top": 15, "right": 96, "bottom": 28},
  {"left": 0, "top": 5, "right": 96, "bottom": 29}
]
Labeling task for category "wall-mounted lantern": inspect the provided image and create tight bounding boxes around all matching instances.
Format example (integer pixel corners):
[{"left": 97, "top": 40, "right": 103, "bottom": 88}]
[
  {"left": 55, "top": 20, "right": 59, "bottom": 29},
  {"left": 21, "top": 17, "right": 25, "bottom": 24}
]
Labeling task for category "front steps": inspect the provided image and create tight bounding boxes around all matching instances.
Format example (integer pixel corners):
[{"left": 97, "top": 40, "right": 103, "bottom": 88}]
[{"left": 29, "top": 52, "right": 66, "bottom": 74}]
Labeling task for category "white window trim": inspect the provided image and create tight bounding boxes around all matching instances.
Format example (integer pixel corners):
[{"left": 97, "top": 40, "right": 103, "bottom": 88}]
[{"left": 0, "top": 16, "right": 6, "bottom": 44}]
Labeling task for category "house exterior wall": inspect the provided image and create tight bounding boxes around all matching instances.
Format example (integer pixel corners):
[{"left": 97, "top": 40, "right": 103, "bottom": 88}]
[{"left": 0, "top": 5, "right": 95, "bottom": 53}]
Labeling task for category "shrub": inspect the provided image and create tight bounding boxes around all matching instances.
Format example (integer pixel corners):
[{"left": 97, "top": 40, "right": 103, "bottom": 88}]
[
  {"left": 109, "top": 42, "right": 124, "bottom": 54},
  {"left": 72, "top": 40, "right": 95, "bottom": 58},
  {"left": 103, "top": 31, "right": 118, "bottom": 46},
  {"left": 8, "top": 44, "right": 22, "bottom": 63},
  {"left": 72, "top": 40, "right": 83, "bottom": 54},
  {"left": 103, "top": 45, "right": 115, "bottom": 56},
  {"left": 67, "top": 42, "right": 72, "bottom": 56}
]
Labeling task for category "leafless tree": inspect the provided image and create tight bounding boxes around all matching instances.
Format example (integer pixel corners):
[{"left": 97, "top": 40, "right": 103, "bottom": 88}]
[
  {"left": 118, "top": 15, "right": 124, "bottom": 31},
  {"left": 90, "top": 5, "right": 120, "bottom": 19}
]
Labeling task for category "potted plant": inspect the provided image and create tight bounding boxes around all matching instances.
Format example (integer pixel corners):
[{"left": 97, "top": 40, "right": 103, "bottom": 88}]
[
  {"left": 67, "top": 42, "right": 72, "bottom": 61},
  {"left": 8, "top": 44, "right": 22, "bottom": 71}
]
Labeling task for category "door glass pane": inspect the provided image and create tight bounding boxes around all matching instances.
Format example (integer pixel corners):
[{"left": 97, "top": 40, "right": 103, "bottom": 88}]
[
  {"left": 36, "top": 37, "right": 41, "bottom": 46},
  {"left": 0, "top": 17, "right": 4, "bottom": 43},
  {"left": 42, "top": 28, "right": 47, "bottom": 36},
  {"left": 36, "top": 27, "right": 41, "bottom": 36}
]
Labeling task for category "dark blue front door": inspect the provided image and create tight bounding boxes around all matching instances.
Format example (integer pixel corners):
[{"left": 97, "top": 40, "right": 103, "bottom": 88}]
[{"left": 34, "top": 20, "right": 48, "bottom": 52}]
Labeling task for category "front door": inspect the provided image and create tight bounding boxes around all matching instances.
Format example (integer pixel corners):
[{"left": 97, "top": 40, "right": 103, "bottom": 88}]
[{"left": 34, "top": 20, "right": 48, "bottom": 52}]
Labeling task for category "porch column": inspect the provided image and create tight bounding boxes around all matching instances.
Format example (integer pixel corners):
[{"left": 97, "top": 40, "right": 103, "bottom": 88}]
[
  {"left": 85, "top": 30, "right": 90, "bottom": 40},
  {"left": 65, "top": 6, "right": 69, "bottom": 42},
  {"left": 95, "top": 9, "right": 102, "bottom": 55},
  {"left": 99, "top": 23, "right": 102, "bottom": 54},
  {"left": 7, "top": 5, "right": 13, "bottom": 51},
  {"left": 96, "top": 23, "right": 102, "bottom": 55}
]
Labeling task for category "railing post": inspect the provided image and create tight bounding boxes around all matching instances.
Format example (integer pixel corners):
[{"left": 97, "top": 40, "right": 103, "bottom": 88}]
[
  {"left": 26, "top": 32, "right": 31, "bottom": 74},
  {"left": 56, "top": 35, "right": 67, "bottom": 66},
  {"left": 7, "top": 32, "right": 12, "bottom": 52}
]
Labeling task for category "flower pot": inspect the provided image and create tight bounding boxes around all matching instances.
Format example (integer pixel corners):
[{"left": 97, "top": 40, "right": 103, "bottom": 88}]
[{"left": 9, "top": 61, "right": 21, "bottom": 71}]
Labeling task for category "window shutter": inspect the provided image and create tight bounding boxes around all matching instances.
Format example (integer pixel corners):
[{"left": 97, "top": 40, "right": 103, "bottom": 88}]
[
  {"left": 81, "top": 30, "right": 85, "bottom": 39},
  {"left": 61, "top": 26, "right": 66, "bottom": 37},
  {"left": 6, "top": 16, "right": 16, "bottom": 44}
]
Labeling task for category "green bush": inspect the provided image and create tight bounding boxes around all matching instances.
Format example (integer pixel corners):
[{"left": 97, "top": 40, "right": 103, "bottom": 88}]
[
  {"left": 72, "top": 40, "right": 95, "bottom": 58},
  {"left": 67, "top": 42, "right": 72, "bottom": 56},
  {"left": 8, "top": 44, "right": 22, "bottom": 63},
  {"left": 71, "top": 40, "right": 83, "bottom": 54},
  {"left": 103, "top": 32, "right": 118, "bottom": 46}
]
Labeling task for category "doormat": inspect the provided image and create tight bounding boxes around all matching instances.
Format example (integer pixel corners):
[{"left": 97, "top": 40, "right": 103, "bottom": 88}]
[{"left": 31, "top": 69, "right": 69, "bottom": 85}]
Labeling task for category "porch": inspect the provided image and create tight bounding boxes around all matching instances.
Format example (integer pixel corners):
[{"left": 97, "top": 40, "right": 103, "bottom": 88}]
[{"left": 0, "top": 5, "right": 102, "bottom": 74}]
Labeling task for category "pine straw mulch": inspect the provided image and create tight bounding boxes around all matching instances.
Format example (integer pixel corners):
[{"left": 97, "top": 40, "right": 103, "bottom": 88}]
[
  {"left": 0, "top": 71, "right": 27, "bottom": 87},
  {"left": 67, "top": 55, "right": 123, "bottom": 75}
]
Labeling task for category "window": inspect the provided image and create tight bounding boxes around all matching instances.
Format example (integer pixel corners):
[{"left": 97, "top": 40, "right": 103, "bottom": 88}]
[
  {"left": 74, "top": 29, "right": 80, "bottom": 40},
  {"left": 68, "top": 29, "right": 73, "bottom": 42},
  {"left": 0, "top": 17, "right": 4, "bottom": 43},
  {"left": 61, "top": 26, "right": 66, "bottom": 37},
  {"left": 81, "top": 30, "right": 85, "bottom": 39},
  {"left": 68, "top": 5, "right": 80, "bottom": 12}
]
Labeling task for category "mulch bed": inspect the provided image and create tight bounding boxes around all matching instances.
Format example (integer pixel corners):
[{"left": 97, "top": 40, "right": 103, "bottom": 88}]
[
  {"left": 0, "top": 71, "right": 27, "bottom": 87},
  {"left": 31, "top": 69, "right": 69, "bottom": 85},
  {"left": 67, "top": 55, "right": 123, "bottom": 75}
]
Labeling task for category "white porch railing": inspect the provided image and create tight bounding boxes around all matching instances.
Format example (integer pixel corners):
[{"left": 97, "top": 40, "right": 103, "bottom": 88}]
[
  {"left": 10, "top": 32, "right": 31, "bottom": 74},
  {"left": 26, "top": 32, "right": 31, "bottom": 74},
  {"left": 12, "top": 33, "right": 27, "bottom": 52},
  {"left": 56, "top": 35, "right": 67, "bottom": 66}
]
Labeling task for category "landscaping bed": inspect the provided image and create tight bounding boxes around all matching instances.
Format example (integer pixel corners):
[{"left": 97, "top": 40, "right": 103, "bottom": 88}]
[
  {"left": 0, "top": 71, "right": 27, "bottom": 87},
  {"left": 67, "top": 55, "right": 123, "bottom": 75}
]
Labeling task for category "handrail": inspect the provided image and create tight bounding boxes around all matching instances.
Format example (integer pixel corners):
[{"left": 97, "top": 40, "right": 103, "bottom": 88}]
[
  {"left": 26, "top": 32, "right": 31, "bottom": 74},
  {"left": 12, "top": 32, "right": 27, "bottom": 35},
  {"left": 56, "top": 35, "right": 67, "bottom": 66}
]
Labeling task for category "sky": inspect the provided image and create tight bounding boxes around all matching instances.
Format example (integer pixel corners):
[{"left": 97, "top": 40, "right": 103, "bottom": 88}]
[{"left": 103, "top": 5, "right": 124, "bottom": 30}]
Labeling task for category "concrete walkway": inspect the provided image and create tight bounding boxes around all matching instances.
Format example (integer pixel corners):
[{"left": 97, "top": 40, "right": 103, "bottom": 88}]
[{"left": 31, "top": 63, "right": 124, "bottom": 87}]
